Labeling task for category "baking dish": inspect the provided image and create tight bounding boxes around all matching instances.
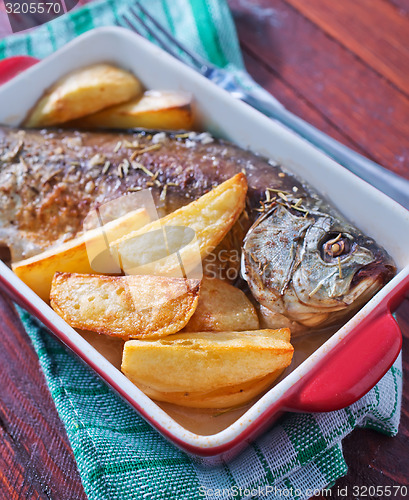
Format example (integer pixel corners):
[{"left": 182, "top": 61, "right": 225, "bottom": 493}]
[{"left": 0, "top": 27, "right": 408, "bottom": 463}]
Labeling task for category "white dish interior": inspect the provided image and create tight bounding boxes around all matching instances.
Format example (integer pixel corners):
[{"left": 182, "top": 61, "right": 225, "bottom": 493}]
[{"left": 0, "top": 27, "right": 408, "bottom": 450}]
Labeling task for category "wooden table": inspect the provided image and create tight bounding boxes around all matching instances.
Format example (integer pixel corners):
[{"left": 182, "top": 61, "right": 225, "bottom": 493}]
[{"left": 0, "top": 0, "right": 408, "bottom": 498}]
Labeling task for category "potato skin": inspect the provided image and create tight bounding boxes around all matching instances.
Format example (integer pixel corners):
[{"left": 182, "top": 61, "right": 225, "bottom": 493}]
[
  {"left": 24, "top": 64, "right": 143, "bottom": 127},
  {"left": 71, "top": 90, "right": 194, "bottom": 131},
  {"left": 50, "top": 273, "right": 201, "bottom": 339}
]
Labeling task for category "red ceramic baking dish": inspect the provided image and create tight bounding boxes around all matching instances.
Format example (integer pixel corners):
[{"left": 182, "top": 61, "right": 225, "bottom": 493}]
[{"left": 0, "top": 28, "right": 408, "bottom": 463}]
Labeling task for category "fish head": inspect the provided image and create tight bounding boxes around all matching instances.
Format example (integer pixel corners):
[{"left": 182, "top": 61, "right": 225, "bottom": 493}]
[{"left": 242, "top": 203, "right": 395, "bottom": 328}]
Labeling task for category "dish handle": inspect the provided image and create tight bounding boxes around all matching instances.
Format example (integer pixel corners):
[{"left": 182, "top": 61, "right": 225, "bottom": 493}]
[
  {"left": 284, "top": 273, "right": 409, "bottom": 413},
  {"left": 0, "top": 56, "right": 39, "bottom": 85}
]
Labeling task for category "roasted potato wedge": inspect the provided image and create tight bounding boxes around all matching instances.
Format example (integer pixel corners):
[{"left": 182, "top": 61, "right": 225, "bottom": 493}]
[
  {"left": 183, "top": 277, "right": 259, "bottom": 332},
  {"left": 24, "top": 64, "right": 143, "bottom": 127},
  {"left": 112, "top": 173, "right": 247, "bottom": 278},
  {"left": 50, "top": 273, "right": 201, "bottom": 339},
  {"left": 72, "top": 90, "right": 194, "bottom": 130},
  {"left": 12, "top": 208, "right": 150, "bottom": 302},
  {"left": 122, "top": 329, "right": 293, "bottom": 408}
]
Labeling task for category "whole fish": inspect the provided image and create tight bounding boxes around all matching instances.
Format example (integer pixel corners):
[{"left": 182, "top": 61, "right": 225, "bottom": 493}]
[
  {"left": 242, "top": 191, "right": 395, "bottom": 331},
  {"left": 0, "top": 127, "right": 395, "bottom": 330}
]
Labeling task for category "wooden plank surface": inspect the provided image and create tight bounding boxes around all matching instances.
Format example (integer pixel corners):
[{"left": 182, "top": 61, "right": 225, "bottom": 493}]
[
  {"left": 229, "top": 0, "right": 409, "bottom": 179},
  {"left": 0, "top": 0, "right": 408, "bottom": 498},
  {"left": 285, "top": 0, "right": 409, "bottom": 96},
  {"left": 0, "top": 292, "right": 87, "bottom": 499}
]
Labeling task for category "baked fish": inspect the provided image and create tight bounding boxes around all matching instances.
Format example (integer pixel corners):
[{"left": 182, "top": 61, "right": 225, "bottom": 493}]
[{"left": 0, "top": 127, "right": 395, "bottom": 329}]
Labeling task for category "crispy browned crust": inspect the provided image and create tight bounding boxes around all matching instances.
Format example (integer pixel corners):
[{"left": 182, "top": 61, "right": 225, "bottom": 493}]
[
  {"left": 50, "top": 272, "right": 201, "bottom": 339},
  {"left": 0, "top": 127, "right": 303, "bottom": 260}
]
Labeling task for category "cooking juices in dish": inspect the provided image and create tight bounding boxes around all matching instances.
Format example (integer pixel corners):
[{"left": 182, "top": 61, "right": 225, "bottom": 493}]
[{"left": 0, "top": 64, "right": 396, "bottom": 410}]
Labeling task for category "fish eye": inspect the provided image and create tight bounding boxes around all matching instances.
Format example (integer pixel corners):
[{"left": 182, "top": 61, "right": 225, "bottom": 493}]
[{"left": 320, "top": 233, "right": 352, "bottom": 262}]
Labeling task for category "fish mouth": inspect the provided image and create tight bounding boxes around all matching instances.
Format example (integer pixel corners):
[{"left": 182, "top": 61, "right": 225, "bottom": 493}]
[
  {"left": 345, "top": 260, "right": 396, "bottom": 306},
  {"left": 285, "top": 262, "right": 395, "bottom": 330},
  {"left": 252, "top": 258, "right": 396, "bottom": 331}
]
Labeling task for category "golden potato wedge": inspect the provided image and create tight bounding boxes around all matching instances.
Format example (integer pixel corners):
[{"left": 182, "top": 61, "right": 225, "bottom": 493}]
[
  {"left": 183, "top": 277, "right": 259, "bottom": 332},
  {"left": 122, "top": 329, "right": 293, "bottom": 408},
  {"left": 112, "top": 173, "right": 248, "bottom": 278},
  {"left": 50, "top": 273, "right": 201, "bottom": 339},
  {"left": 24, "top": 64, "right": 143, "bottom": 127},
  {"left": 12, "top": 208, "right": 150, "bottom": 302},
  {"left": 72, "top": 90, "right": 194, "bottom": 130}
]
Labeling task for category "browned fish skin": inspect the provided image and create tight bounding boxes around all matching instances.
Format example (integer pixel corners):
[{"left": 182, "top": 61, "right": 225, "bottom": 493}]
[{"left": 0, "top": 127, "right": 305, "bottom": 260}]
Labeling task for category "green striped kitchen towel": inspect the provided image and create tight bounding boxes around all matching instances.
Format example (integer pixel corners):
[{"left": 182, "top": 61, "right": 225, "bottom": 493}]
[{"left": 2, "top": 1, "right": 402, "bottom": 499}]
